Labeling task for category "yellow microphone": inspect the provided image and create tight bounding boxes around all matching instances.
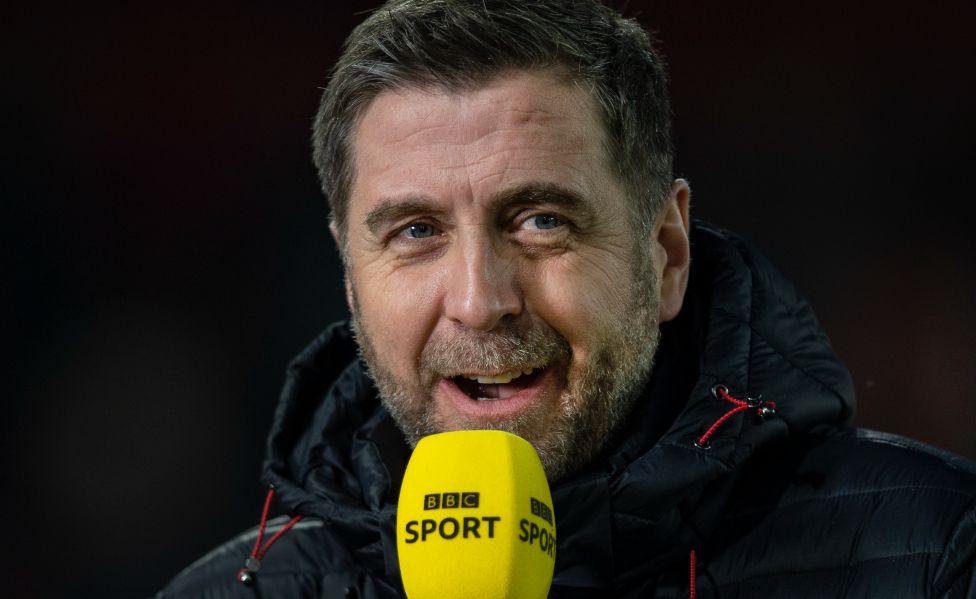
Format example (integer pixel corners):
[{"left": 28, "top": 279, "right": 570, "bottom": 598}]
[{"left": 396, "top": 430, "right": 557, "bottom": 599}]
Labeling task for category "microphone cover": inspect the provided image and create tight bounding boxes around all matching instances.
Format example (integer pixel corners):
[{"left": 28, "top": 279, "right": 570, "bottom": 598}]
[{"left": 396, "top": 430, "right": 556, "bottom": 599}]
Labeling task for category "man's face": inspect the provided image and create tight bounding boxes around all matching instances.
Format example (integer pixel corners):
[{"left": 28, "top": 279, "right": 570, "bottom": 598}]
[{"left": 342, "top": 70, "right": 662, "bottom": 480}]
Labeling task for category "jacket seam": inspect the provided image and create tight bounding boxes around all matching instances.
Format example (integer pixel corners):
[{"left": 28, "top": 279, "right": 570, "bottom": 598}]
[
  {"left": 855, "top": 431, "right": 976, "bottom": 476},
  {"left": 720, "top": 485, "right": 974, "bottom": 522},
  {"left": 932, "top": 499, "right": 976, "bottom": 595},
  {"left": 710, "top": 549, "right": 942, "bottom": 589}
]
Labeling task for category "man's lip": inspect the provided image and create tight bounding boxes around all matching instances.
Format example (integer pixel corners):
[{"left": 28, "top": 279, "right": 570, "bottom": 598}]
[{"left": 436, "top": 366, "right": 557, "bottom": 420}]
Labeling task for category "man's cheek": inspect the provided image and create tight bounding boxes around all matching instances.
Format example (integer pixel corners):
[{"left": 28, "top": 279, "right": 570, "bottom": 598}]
[
  {"left": 359, "top": 274, "right": 437, "bottom": 360},
  {"left": 527, "top": 273, "right": 600, "bottom": 346}
]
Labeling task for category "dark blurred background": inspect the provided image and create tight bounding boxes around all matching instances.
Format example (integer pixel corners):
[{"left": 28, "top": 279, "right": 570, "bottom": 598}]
[{"left": 4, "top": 1, "right": 974, "bottom": 596}]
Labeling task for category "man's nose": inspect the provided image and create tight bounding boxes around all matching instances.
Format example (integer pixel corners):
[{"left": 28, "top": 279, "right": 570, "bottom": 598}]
[{"left": 443, "top": 237, "right": 523, "bottom": 331}]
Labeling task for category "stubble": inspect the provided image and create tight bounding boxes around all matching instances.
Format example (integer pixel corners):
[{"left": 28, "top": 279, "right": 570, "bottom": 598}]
[{"left": 349, "top": 253, "right": 660, "bottom": 482}]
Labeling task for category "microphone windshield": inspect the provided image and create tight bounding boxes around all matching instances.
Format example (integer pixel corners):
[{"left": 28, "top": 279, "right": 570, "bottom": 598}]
[{"left": 396, "top": 430, "right": 556, "bottom": 599}]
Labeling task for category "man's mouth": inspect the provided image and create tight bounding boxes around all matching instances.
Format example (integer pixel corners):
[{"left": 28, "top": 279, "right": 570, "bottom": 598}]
[
  {"left": 437, "top": 365, "right": 555, "bottom": 420},
  {"left": 449, "top": 367, "right": 543, "bottom": 401}
]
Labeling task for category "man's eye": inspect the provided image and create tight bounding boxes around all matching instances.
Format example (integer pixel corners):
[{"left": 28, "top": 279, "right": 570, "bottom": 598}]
[
  {"left": 521, "top": 214, "right": 564, "bottom": 230},
  {"left": 400, "top": 223, "right": 437, "bottom": 239}
]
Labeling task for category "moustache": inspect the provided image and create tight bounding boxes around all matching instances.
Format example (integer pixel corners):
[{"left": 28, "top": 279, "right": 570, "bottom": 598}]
[{"left": 419, "top": 322, "right": 572, "bottom": 381}]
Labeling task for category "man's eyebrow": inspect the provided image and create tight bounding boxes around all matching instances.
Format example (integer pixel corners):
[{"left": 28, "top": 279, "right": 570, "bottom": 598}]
[
  {"left": 489, "top": 183, "right": 598, "bottom": 225},
  {"left": 362, "top": 183, "right": 597, "bottom": 235},
  {"left": 364, "top": 196, "right": 441, "bottom": 236}
]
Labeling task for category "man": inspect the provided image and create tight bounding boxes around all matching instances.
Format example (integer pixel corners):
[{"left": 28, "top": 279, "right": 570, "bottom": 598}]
[{"left": 160, "top": 1, "right": 976, "bottom": 597}]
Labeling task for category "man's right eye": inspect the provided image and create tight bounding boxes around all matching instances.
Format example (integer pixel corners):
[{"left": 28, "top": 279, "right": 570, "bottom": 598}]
[{"left": 400, "top": 222, "right": 437, "bottom": 239}]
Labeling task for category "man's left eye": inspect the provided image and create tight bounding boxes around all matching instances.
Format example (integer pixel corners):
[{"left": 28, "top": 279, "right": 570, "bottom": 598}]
[
  {"left": 401, "top": 222, "right": 437, "bottom": 239},
  {"left": 521, "top": 214, "right": 563, "bottom": 230}
]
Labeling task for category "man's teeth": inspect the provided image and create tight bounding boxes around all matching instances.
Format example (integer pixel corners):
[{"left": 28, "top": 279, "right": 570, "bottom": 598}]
[{"left": 463, "top": 368, "right": 535, "bottom": 385}]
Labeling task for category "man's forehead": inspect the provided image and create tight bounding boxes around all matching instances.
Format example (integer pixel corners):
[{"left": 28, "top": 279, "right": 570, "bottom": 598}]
[
  {"left": 358, "top": 69, "right": 599, "bottom": 135},
  {"left": 348, "top": 69, "right": 609, "bottom": 217}
]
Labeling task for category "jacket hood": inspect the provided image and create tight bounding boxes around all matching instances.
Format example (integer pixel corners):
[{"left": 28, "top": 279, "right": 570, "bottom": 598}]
[{"left": 258, "top": 220, "right": 856, "bottom": 590}]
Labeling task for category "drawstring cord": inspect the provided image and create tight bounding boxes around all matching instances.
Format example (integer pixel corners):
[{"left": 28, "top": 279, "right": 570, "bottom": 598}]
[
  {"left": 236, "top": 486, "right": 305, "bottom": 586},
  {"left": 688, "top": 385, "right": 777, "bottom": 597},
  {"left": 695, "top": 385, "right": 776, "bottom": 449}
]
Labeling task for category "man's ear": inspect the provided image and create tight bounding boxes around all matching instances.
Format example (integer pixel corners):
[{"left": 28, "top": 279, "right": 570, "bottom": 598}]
[
  {"left": 329, "top": 219, "right": 356, "bottom": 313},
  {"left": 328, "top": 218, "right": 342, "bottom": 248},
  {"left": 652, "top": 179, "right": 692, "bottom": 322}
]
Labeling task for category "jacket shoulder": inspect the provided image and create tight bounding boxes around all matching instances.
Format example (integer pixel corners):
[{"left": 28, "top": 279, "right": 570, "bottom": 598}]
[
  {"left": 803, "top": 427, "right": 976, "bottom": 493},
  {"left": 707, "top": 427, "right": 976, "bottom": 597},
  {"left": 157, "top": 516, "right": 386, "bottom": 598}
]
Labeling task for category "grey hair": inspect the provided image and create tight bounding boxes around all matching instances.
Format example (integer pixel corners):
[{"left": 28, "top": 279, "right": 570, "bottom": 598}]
[{"left": 312, "top": 0, "right": 673, "bottom": 245}]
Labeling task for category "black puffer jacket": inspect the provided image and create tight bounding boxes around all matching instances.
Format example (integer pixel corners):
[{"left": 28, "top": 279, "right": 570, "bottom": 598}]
[{"left": 159, "top": 222, "right": 976, "bottom": 598}]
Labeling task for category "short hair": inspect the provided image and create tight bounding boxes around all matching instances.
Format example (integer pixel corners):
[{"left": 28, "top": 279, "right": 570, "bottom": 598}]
[{"left": 312, "top": 0, "right": 673, "bottom": 244}]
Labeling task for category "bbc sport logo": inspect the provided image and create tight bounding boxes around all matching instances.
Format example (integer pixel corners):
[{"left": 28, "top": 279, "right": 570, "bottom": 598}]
[
  {"left": 404, "top": 492, "right": 499, "bottom": 544},
  {"left": 424, "top": 492, "right": 480, "bottom": 510}
]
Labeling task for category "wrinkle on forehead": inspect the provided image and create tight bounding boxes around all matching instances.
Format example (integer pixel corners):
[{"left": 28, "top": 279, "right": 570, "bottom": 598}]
[
  {"left": 349, "top": 70, "right": 608, "bottom": 215},
  {"left": 367, "top": 69, "right": 597, "bottom": 139},
  {"left": 359, "top": 70, "right": 599, "bottom": 146}
]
